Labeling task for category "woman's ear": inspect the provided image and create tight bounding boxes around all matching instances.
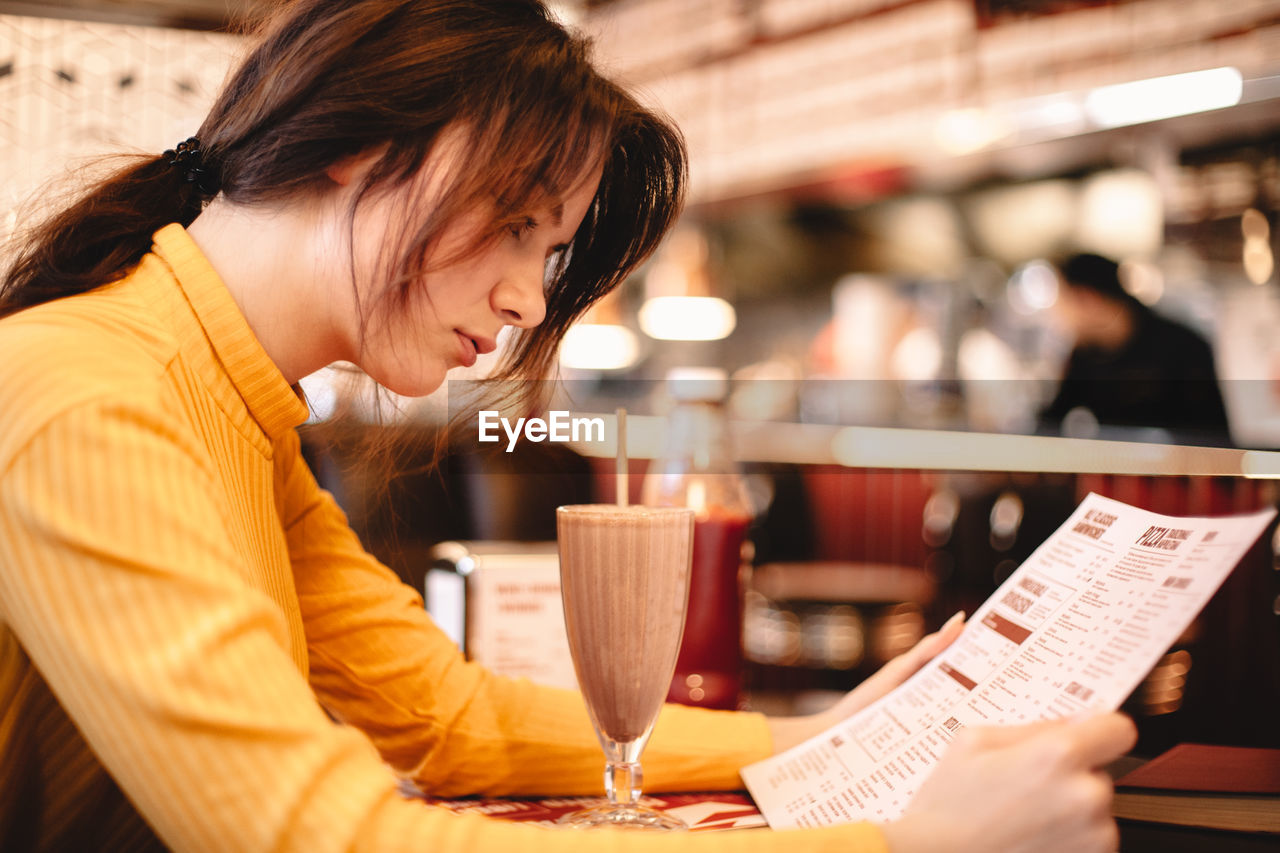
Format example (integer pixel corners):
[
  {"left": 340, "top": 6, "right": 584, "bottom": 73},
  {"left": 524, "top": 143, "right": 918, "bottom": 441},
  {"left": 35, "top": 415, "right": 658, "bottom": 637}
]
[{"left": 325, "top": 148, "right": 383, "bottom": 187}]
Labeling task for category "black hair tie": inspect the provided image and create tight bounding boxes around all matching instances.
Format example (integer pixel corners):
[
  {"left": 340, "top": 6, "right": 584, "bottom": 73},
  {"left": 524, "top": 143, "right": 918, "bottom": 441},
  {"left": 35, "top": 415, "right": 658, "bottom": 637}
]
[{"left": 162, "top": 136, "right": 221, "bottom": 197}]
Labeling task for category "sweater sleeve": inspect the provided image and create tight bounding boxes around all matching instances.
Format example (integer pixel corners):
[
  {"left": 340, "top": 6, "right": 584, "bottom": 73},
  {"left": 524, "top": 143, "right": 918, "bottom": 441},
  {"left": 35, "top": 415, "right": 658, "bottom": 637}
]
[
  {"left": 276, "top": 428, "right": 773, "bottom": 796},
  {"left": 0, "top": 396, "right": 398, "bottom": 852},
  {"left": 0, "top": 396, "right": 887, "bottom": 853}
]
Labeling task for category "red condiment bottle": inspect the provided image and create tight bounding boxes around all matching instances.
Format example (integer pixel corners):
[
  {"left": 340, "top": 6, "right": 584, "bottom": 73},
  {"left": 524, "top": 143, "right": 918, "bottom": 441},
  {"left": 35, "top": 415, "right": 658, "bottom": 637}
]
[{"left": 643, "top": 368, "right": 752, "bottom": 711}]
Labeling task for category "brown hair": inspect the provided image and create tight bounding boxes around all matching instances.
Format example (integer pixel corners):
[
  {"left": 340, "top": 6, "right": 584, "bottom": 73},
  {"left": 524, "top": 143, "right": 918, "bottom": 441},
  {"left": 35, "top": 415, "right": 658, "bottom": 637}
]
[{"left": 0, "top": 0, "right": 685, "bottom": 395}]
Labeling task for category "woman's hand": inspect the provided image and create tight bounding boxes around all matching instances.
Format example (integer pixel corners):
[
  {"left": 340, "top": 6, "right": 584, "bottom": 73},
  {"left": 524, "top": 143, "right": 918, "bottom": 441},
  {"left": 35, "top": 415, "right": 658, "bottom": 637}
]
[
  {"left": 765, "top": 610, "right": 966, "bottom": 754},
  {"left": 880, "top": 713, "right": 1137, "bottom": 853}
]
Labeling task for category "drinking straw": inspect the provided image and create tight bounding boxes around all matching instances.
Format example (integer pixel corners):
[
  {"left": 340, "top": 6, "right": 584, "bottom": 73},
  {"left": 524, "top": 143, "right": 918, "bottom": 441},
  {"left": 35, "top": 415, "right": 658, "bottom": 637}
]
[{"left": 616, "top": 406, "right": 628, "bottom": 507}]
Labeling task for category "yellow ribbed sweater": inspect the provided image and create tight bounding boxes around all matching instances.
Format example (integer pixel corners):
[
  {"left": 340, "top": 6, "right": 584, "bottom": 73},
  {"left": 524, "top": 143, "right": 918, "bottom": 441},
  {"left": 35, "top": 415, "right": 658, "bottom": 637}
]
[{"left": 0, "top": 225, "right": 886, "bottom": 853}]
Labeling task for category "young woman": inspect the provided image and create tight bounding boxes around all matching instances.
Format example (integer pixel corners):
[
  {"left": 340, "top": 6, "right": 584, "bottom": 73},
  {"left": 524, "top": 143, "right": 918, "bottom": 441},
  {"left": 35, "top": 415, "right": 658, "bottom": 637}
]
[{"left": 0, "top": 1, "right": 1133, "bottom": 851}]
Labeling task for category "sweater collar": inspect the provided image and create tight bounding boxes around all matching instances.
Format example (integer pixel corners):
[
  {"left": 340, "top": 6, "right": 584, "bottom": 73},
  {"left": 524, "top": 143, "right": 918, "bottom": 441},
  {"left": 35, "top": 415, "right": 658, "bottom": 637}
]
[{"left": 151, "top": 223, "right": 309, "bottom": 440}]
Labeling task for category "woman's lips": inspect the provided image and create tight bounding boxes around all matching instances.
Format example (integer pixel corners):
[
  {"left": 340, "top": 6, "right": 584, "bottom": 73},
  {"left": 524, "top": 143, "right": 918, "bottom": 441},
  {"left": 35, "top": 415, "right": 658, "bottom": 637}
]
[{"left": 455, "top": 331, "right": 477, "bottom": 368}]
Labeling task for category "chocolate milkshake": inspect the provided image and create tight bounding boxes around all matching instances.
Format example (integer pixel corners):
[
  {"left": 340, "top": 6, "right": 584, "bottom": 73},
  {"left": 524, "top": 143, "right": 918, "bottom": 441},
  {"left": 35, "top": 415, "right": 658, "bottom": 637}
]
[{"left": 557, "top": 505, "right": 694, "bottom": 743}]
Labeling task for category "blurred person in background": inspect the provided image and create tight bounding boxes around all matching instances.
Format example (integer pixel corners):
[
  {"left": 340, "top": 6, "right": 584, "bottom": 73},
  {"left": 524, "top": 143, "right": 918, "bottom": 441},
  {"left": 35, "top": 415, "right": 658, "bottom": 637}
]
[
  {"left": 0, "top": 1, "right": 1133, "bottom": 851},
  {"left": 1041, "top": 252, "right": 1230, "bottom": 443}
]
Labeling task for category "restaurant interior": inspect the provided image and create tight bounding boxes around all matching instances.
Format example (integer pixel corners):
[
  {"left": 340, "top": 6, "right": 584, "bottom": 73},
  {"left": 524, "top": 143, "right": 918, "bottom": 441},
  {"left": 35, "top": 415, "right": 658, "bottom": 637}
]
[{"left": 3, "top": 0, "right": 1279, "bottom": 766}]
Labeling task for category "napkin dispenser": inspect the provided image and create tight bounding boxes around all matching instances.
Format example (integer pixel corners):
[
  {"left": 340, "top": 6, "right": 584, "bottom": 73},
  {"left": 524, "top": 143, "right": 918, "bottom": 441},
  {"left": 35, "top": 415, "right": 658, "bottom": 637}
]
[{"left": 426, "top": 541, "right": 577, "bottom": 690}]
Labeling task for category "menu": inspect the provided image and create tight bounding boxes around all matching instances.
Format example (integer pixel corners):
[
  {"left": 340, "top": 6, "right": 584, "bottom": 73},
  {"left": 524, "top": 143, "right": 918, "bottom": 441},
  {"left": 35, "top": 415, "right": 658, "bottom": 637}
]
[{"left": 741, "top": 493, "right": 1275, "bottom": 829}]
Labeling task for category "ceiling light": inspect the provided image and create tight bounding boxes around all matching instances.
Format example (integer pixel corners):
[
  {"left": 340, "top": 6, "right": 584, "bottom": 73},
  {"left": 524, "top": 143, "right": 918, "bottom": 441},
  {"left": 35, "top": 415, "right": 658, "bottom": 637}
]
[
  {"left": 1084, "top": 67, "right": 1243, "bottom": 129},
  {"left": 638, "top": 296, "right": 737, "bottom": 341},
  {"left": 558, "top": 323, "right": 640, "bottom": 371}
]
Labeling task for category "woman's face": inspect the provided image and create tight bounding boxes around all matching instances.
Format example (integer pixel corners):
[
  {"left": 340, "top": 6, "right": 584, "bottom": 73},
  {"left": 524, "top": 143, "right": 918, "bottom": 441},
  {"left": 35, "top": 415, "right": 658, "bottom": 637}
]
[{"left": 346, "top": 154, "right": 602, "bottom": 398}]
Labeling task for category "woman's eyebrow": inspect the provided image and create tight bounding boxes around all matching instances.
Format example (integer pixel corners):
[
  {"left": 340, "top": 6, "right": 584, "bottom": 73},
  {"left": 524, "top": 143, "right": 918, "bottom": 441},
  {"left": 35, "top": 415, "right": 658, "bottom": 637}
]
[{"left": 549, "top": 202, "right": 564, "bottom": 227}]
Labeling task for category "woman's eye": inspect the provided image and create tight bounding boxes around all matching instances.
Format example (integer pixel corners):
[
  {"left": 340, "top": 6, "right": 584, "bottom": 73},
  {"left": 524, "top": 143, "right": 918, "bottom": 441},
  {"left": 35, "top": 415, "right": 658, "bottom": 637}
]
[{"left": 508, "top": 217, "right": 538, "bottom": 239}]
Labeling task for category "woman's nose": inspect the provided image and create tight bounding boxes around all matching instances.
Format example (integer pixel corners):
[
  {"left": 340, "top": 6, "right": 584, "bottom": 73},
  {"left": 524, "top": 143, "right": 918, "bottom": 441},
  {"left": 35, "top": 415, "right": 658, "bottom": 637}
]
[{"left": 493, "top": 254, "right": 548, "bottom": 328}]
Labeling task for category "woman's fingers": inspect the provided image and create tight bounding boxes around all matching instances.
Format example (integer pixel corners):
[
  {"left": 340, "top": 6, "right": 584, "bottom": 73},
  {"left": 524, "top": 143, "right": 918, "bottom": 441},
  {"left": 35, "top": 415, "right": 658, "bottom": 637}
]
[
  {"left": 957, "top": 712, "right": 1136, "bottom": 769},
  {"left": 1060, "top": 713, "right": 1138, "bottom": 769},
  {"left": 911, "top": 609, "right": 966, "bottom": 664},
  {"left": 768, "top": 611, "right": 970, "bottom": 751},
  {"left": 887, "top": 714, "right": 1135, "bottom": 853},
  {"left": 812, "top": 611, "right": 968, "bottom": 736},
  {"left": 858, "top": 610, "right": 966, "bottom": 694}
]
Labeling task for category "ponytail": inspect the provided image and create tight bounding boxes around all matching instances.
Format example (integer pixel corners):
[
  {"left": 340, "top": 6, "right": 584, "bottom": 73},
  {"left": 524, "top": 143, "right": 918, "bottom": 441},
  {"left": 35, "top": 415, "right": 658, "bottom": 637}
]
[{"left": 0, "top": 149, "right": 213, "bottom": 319}]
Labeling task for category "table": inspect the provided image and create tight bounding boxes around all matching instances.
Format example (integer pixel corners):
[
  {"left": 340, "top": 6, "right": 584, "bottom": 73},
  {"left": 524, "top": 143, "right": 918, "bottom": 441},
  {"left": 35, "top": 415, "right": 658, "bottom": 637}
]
[{"left": 411, "top": 785, "right": 1278, "bottom": 849}]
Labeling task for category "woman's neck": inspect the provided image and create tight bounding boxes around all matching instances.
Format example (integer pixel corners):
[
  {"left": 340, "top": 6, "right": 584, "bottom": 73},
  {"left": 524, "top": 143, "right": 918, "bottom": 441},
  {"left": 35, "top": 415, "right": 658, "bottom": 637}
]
[{"left": 186, "top": 198, "right": 354, "bottom": 384}]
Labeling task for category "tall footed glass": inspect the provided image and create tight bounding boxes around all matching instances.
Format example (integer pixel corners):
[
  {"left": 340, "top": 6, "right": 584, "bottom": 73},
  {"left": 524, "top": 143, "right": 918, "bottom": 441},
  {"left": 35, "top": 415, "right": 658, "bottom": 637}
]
[{"left": 555, "top": 504, "right": 695, "bottom": 830}]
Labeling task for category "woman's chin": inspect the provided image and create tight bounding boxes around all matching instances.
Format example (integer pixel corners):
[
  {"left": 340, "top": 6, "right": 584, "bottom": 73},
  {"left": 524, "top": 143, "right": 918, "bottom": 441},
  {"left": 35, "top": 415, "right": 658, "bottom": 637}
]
[
  {"left": 373, "top": 367, "right": 447, "bottom": 400},
  {"left": 392, "top": 379, "right": 446, "bottom": 399}
]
